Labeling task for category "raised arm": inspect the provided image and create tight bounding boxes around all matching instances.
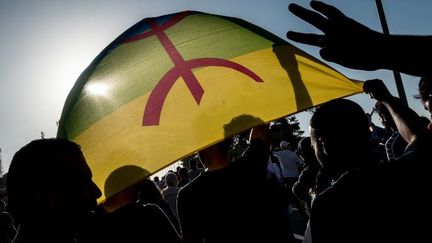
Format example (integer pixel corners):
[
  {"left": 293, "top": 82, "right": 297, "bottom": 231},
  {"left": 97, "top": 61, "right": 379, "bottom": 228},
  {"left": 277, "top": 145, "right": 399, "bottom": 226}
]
[
  {"left": 363, "top": 79, "right": 425, "bottom": 145},
  {"left": 287, "top": 1, "right": 432, "bottom": 77}
]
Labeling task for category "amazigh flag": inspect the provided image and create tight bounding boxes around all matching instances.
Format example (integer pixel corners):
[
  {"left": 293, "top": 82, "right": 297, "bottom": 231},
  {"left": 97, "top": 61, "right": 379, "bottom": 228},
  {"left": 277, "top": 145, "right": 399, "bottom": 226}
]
[{"left": 57, "top": 11, "right": 363, "bottom": 201}]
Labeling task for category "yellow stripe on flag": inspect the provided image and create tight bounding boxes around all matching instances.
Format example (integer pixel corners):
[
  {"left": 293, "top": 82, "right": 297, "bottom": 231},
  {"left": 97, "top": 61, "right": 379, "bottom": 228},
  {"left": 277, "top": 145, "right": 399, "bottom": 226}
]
[{"left": 74, "top": 46, "right": 363, "bottom": 202}]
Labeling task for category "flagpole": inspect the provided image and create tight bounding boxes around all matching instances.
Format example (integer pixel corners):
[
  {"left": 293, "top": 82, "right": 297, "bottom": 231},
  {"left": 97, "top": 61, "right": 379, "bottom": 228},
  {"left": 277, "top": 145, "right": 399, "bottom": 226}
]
[
  {"left": 0, "top": 147, "right": 3, "bottom": 177},
  {"left": 375, "top": 0, "right": 408, "bottom": 106}
]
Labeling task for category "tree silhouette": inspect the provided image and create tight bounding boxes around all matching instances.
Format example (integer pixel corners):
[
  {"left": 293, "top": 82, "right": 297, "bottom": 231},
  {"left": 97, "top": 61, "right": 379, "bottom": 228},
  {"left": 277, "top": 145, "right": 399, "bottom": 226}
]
[
  {"left": 269, "top": 116, "right": 304, "bottom": 151},
  {"left": 228, "top": 115, "right": 305, "bottom": 160}
]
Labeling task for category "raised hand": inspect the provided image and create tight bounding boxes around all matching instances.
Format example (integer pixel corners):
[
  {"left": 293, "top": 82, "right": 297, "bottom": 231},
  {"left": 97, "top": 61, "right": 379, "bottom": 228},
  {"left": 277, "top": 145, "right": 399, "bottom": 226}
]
[
  {"left": 287, "top": 1, "right": 384, "bottom": 71},
  {"left": 363, "top": 79, "right": 393, "bottom": 102},
  {"left": 287, "top": 1, "right": 432, "bottom": 77}
]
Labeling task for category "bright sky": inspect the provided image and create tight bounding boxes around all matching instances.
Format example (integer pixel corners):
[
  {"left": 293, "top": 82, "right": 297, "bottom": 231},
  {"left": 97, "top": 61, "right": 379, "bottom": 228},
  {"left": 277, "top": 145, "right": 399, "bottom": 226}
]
[{"left": 1, "top": 0, "right": 431, "bottom": 173}]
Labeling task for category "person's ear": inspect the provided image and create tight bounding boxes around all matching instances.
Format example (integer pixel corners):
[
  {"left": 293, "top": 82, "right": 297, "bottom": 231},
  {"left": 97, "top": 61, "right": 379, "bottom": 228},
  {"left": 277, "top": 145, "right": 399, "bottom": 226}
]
[{"left": 318, "top": 137, "right": 328, "bottom": 156}]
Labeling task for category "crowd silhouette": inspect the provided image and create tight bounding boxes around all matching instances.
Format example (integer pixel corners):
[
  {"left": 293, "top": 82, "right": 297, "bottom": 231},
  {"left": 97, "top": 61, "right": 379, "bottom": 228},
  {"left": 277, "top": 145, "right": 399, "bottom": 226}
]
[{"left": 1, "top": 1, "right": 432, "bottom": 242}]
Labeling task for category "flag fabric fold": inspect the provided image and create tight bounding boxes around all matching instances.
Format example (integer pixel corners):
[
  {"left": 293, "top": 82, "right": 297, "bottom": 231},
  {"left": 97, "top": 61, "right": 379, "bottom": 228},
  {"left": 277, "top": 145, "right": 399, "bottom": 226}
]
[{"left": 57, "top": 11, "right": 363, "bottom": 201}]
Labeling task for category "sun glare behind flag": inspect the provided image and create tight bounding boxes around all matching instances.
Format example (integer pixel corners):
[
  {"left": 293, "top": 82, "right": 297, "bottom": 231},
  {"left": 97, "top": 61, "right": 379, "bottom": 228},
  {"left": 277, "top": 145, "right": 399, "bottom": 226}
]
[{"left": 57, "top": 11, "right": 363, "bottom": 201}]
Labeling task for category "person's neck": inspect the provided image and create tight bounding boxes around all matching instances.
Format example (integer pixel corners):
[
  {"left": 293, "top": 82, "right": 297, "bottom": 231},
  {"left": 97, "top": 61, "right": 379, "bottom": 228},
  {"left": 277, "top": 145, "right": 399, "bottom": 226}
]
[
  {"left": 103, "top": 185, "right": 139, "bottom": 212},
  {"left": 205, "top": 157, "right": 230, "bottom": 171},
  {"left": 15, "top": 222, "right": 77, "bottom": 243},
  {"left": 331, "top": 151, "right": 376, "bottom": 177},
  {"left": 103, "top": 195, "right": 135, "bottom": 213}
]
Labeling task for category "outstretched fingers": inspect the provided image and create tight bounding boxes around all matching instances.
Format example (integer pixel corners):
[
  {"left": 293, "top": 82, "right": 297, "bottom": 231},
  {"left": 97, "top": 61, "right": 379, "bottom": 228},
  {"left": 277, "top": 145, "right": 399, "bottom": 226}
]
[
  {"left": 286, "top": 32, "right": 327, "bottom": 47},
  {"left": 310, "top": 1, "right": 346, "bottom": 21},
  {"left": 288, "top": 3, "right": 329, "bottom": 32}
]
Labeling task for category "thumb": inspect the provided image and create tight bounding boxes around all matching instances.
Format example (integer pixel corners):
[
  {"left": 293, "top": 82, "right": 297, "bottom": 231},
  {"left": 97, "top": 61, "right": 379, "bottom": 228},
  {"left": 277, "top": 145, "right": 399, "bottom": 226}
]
[
  {"left": 363, "top": 79, "right": 379, "bottom": 93},
  {"left": 319, "top": 48, "right": 333, "bottom": 62}
]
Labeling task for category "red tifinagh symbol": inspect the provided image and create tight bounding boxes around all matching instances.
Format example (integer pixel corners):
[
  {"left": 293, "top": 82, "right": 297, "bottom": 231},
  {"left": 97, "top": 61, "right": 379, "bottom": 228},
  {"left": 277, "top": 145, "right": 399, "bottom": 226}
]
[{"left": 123, "top": 12, "right": 264, "bottom": 126}]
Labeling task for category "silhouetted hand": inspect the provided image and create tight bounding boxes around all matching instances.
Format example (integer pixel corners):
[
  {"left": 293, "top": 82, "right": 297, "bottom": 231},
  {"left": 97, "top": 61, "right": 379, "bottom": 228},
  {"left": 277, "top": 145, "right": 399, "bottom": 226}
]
[
  {"left": 363, "top": 79, "right": 393, "bottom": 102},
  {"left": 287, "top": 1, "right": 384, "bottom": 71}
]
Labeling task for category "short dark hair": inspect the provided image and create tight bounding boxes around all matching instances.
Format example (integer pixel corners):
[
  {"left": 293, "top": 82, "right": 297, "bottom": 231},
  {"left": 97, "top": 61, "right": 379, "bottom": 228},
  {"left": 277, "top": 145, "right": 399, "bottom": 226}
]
[
  {"left": 374, "top": 101, "right": 387, "bottom": 115},
  {"left": 178, "top": 167, "right": 189, "bottom": 179},
  {"left": 6, "top": 138, "right": 82, "bottom": 222},
  {"left": 310, "top": 99, "right": 370, "bottom": 143},
  {"left": 297, "top": 136, "right": 316, "bottom": 165},
  {"left": 374, "top": 101, "right": 397, "bottom": 131},
  {"left": 419, "top": 77, "right": 432, "bottom": 101}
]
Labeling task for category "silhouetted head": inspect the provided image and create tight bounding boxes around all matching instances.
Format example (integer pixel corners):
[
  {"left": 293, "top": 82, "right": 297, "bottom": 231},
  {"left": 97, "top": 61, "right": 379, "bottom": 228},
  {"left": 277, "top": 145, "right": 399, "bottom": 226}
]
[
  {"left": 280, "top": 140, "right": 290, "bottom": 150},
  {"left": 178, "top": 167, "right": 189, "bottom": 181},
  {"left": 419, "top": 77, "right": 432, "bottom": 115},
  {"left": 139, "top": 178, "right": 163, "bottom": 204},
  {"left": 310, "top": 99, "right": 370, "bottom": 174},
  {"left": 7, "top": 138, "right": 101, "bottom": 228},
  {"left": 103, "top": 165, "right": 150, "bottom": 212},
  {"left": 165, "top": 172, "right": 179, "bottom": 187},
  {"left": 223, "top": 114, "right": 264, "bottom": 138},
  {"left": 297, "top": 137, "right": 319, "bottom": 168},
  {"left": 104, "top": 165, "right": 150, "bottom": 201}
]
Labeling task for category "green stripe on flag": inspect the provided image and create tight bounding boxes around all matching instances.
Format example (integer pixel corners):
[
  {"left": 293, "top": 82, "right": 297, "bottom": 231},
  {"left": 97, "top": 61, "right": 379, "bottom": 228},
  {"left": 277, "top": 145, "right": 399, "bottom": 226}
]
[
  {"left": 64, "top": 13, "right": 273, "bottom": 139},
  {"left": 169, "top": 14, "right": 272, "bottom": 61}
]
